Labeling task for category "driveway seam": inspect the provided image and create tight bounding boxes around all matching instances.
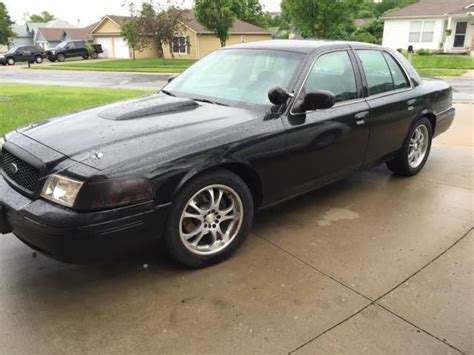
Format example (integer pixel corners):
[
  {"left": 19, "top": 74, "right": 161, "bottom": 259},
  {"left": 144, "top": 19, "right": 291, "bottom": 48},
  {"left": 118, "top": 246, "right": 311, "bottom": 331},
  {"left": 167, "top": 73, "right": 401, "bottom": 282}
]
[{"left": 253, "top": 227, "right": 473, "bottom": 354}]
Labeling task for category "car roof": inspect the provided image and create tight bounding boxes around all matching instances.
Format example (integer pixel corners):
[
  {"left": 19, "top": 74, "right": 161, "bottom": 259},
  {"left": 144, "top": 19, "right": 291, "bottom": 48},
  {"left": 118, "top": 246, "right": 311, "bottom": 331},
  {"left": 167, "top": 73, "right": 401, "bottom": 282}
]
[{"left": 225, "top": 40, "right": 382, "bottom": 54}]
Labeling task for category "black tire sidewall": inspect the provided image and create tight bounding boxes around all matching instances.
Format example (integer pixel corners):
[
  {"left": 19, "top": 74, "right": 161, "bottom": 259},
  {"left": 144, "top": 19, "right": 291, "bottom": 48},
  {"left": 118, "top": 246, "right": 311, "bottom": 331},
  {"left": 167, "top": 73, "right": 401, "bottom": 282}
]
[
  {"left": 165, "top": 169, "right": 254, "bottom": 268},
  {"left": 399, "top": 117, "right": 433, "bottom": 175},
  {"left": 35, "top": 55, "right": 43, "bottom": 64}
]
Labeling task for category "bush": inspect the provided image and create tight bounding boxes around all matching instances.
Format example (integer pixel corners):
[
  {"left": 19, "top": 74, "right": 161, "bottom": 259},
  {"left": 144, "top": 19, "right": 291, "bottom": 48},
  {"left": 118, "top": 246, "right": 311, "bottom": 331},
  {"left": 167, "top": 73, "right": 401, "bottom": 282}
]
[
  {"left": 417, "top": 49, "right": 434, "bottom": 56},
  {"left": 351, "top": 31, "right": 377, "bottom": 44}
]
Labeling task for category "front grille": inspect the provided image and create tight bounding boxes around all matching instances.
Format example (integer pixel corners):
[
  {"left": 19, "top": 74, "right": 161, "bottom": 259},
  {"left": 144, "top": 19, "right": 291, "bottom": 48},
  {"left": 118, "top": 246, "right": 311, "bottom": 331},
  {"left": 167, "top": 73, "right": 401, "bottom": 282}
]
[{"left": 1, "top": 150, "right": 41, "bottom": 194}]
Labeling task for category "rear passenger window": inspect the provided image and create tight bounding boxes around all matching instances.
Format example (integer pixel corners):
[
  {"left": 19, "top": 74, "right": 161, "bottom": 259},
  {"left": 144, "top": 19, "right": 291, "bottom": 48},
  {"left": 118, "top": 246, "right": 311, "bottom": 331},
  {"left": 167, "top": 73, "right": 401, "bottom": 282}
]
[
  {"left": 357, "top": 50, "right": 394, "bottom": 95},
  {"left": 383, "top": 52, "right": 410, "bottom": 90},
  {"left": 303, "top": 51, "right": 358, "bottom": 103}
]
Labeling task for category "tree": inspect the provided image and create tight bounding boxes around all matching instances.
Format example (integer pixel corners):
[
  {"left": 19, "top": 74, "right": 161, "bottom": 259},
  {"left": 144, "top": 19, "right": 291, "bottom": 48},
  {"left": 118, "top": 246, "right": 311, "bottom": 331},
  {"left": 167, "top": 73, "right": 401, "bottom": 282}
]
[
  {"left": 194, "top": 0, "right": 236, "bottom": 47},
  {"left": 234, "top": 0, "right": 268, "bottom": 28},
  {"left": 281, "top": 0, "right": 362, "bottom": 39},
  {"left": 29, "top": 11, "right": 56, "bottom": 23},
  {"left": 0, "top": 2, "right": 14, "bottom": 46},
  {"left": 134, "top": 2, "right": 187, "bottom": 61},
  {"left": 121, "top": 19, "right": 143, "bottom": 60}
]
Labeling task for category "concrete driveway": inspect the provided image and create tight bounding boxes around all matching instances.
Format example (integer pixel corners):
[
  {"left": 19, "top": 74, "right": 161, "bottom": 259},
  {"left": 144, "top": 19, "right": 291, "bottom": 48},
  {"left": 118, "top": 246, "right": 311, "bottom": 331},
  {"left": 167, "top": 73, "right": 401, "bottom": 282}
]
[{"left": 0, "top": 103, "right": 472, "bottom": 354}]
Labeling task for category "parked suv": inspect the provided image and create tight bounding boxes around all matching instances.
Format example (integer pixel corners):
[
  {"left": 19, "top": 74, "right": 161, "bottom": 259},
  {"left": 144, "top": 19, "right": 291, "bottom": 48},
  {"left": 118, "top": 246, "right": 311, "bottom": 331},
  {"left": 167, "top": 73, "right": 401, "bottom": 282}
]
[
  {"left": 46, "top": 40, "right": 103, "bottom": 62},
  {"left": 0, "top": 46, "right": 45, "bottom": 66}
]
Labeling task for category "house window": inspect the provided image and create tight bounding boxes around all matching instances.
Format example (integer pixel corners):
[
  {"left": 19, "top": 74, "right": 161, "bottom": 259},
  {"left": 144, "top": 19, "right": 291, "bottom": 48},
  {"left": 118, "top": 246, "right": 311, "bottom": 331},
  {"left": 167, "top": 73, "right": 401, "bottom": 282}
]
[
  {"left": 453, "top": 22, "right": 467, "bottom": 48},
  {"left": 172, "top": 36, "right": 188, "bottom": 54},
  {"left": 409, "top": 21, "right": 435, "bottom": 43}
]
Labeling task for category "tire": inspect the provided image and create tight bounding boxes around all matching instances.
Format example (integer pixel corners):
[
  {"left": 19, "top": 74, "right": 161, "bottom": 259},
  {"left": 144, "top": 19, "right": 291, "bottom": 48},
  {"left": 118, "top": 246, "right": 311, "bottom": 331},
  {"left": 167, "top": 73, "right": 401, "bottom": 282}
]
[
  {"left": 386, "top": 117, "right": 433, "bottom": 176},
  {"left": 6, "top": 57, "right": 15, "bottom": 65},
  {"left": 82, "top": 55, "right": 89, "bottom": 60},
  {"left": 90, "top": 52, "right": 98, "bottom": 60},
  {"left": 164, "top": 169, "right": 254, "bottom": 268},
  {"left": 48, "top": 57, "right": 56, "bottom": 63},
  {"left": 35, "top": 55, "right": 43, "bottom": 64},
  {"left": 57, "top": 53, "right": 65, "bottom": 62}
]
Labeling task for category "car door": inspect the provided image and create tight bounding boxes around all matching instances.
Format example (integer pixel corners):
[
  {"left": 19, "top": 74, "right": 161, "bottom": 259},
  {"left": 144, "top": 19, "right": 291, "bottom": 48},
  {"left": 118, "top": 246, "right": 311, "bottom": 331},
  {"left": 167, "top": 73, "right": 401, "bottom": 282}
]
[
  {"left": 283, "top": 49, "right": 371, "bottom": 196},
  {"left": 15, "top": 47, "right": 27, "bottom": 62},
  {"left": 354, "top": 49, "right": 417, "bottom": 164},
  {"left": 64, "top": 42, "right": 74, "bottom": 57}
]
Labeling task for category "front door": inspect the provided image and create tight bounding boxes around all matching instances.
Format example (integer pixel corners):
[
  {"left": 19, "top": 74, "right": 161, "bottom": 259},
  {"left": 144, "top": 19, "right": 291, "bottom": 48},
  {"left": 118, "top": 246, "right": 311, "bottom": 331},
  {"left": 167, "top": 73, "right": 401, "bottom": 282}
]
[
  {"left": 283, "top": 50, "right": 370, "bottom": 197},
  {"left": 454, "top": 22, "right": 468, "bottom": 48}
]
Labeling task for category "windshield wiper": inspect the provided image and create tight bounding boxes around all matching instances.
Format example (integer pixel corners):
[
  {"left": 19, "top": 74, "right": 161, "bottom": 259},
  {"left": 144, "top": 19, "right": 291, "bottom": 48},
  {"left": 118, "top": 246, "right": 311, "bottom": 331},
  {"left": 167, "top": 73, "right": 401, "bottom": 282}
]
[
  {"left": 161, "top": 89, "right": 176, "bottom": 97},
  {"left": 191, "top": 98, "right": 229, "bottom": 107}
]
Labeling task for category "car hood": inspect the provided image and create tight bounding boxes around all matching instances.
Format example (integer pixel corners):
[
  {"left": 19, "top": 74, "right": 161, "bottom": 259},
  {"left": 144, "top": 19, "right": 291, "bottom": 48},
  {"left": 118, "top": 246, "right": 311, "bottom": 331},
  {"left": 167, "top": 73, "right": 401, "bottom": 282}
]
[{"left": 17, "top": 94, "right": 262, "bottom": 171}]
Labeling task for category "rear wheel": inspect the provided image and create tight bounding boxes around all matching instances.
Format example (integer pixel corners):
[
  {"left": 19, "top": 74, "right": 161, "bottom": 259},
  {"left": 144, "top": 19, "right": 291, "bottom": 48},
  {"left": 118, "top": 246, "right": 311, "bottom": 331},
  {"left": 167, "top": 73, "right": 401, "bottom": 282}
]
[
  {"left": 35, "top": 55, "right": 43, "bottom": 64},
  {"left": 164, "top": 170, "right": 254, "bottom": 268},
  {"left": 387, "top": 117, "right": 433, "bottom": 176},
  {"left": 6, "top": 57, "right": 15, "bottom": 65},
  {"left": 57, "top": 53, "right": 65, "bottom": 62}
]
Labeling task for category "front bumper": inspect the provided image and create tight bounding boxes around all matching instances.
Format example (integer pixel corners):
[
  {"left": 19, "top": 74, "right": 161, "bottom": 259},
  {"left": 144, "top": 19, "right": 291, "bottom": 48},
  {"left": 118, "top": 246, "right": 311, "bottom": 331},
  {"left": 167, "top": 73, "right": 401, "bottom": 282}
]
[{"left": 0, "top": 175, "right": 170, "bottom": 263}]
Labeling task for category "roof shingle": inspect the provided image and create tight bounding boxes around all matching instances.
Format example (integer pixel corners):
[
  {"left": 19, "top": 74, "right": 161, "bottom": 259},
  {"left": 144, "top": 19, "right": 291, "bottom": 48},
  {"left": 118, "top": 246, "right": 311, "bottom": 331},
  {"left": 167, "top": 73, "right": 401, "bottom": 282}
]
[{"left": 385, "top": 0, "right": 472, "bottom": 17}]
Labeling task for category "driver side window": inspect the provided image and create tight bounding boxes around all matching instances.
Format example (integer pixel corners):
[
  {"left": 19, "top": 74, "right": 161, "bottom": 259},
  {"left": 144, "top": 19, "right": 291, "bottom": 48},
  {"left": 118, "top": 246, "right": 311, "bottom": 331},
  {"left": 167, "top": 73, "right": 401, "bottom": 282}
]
[{"left": 303, "top": 51, "right": 358, "bottom": 103}]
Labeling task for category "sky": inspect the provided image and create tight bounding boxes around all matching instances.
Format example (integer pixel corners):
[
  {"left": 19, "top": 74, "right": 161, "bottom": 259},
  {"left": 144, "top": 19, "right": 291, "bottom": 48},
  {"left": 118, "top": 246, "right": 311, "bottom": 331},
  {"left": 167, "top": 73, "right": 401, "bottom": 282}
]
[{"left": 3, "top": 0, "right": 281, "bottom": 27}]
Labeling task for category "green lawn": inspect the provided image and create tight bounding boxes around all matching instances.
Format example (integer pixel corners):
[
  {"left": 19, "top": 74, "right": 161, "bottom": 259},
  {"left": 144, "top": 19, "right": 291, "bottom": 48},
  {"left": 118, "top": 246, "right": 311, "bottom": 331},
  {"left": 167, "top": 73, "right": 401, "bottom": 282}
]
[
  {"left": 35, "top": 58, "right": 196, "bottom": 74},
  {"left": 0, "top": 84, "right": 152, "bottom": 137},
  {"left": 409, "top": 54, "right": 474, "bottom": 77}
]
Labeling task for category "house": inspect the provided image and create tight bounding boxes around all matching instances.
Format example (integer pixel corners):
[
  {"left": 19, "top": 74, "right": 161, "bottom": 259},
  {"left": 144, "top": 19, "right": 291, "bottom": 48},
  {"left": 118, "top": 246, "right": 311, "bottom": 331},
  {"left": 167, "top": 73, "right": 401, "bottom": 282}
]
[
  {"left": 382, "top": 0, "right": 473, "bottom": 54},
  {"left": 88, "top": 11, "right": 273, "bottom": 59},
  {"left": 10, "top": 22, "right": 44, "bottom": 47},
  {"left": 9, "top": 20, "right": 85, "bottom": 49},
  {"left": 35, "top": 28, "right": 92, "bottom": 49}
]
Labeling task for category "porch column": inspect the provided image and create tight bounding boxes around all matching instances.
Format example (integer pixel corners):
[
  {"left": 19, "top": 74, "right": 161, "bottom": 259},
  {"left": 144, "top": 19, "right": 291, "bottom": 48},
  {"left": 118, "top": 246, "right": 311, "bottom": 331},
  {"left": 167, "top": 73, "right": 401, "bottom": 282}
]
[{"left": 443, "top": 16, "right": 453, "bottom": 53}]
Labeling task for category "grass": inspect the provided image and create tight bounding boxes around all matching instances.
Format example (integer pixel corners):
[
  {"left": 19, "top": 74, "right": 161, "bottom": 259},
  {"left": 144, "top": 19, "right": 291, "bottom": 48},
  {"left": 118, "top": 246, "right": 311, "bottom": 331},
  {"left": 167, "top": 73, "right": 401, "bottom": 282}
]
[
  {"left": 33, "top": 58, "right": 196, "bottom": 74},
  {"left": 0, "top": 84, "right": 152, "bottom": 137},
  {"left": 409, "top": 54, "right": 474, "bottom": 77}
]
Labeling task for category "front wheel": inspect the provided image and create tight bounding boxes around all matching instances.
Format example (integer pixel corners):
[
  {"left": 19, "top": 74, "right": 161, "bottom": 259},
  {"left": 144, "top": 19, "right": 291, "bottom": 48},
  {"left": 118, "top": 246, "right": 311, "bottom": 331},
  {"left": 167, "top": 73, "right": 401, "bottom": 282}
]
[
  {"left": 57, "top": 53, "right": 65, "bottom": 62},
  {"left": 6, "top": 57, "right": 15, "bottom": 65},
  {"left": 164, "top": 170, "right": 254, "bottom": 268},
  {"left": 387, "top": 117, "right": 433, "bottom": 176}
]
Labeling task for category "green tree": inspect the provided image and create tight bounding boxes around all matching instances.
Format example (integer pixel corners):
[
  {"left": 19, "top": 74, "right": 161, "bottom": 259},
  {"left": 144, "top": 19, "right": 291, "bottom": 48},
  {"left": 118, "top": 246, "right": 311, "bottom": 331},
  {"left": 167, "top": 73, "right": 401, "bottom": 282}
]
[
  {"left": 134, "top": 2, "right": 186, "bottom": 60},
  {"left": 281, "top": 0, "right": 362, "bottom": 39},
  {"left": 0, "top": 2, "right": 14, "bottom": 46},
  {"left": 121, "top": 19, "right": 142, "bottom": 60},
  {"left": 29, "top": 11, "right": 56, "bottom": 23},
  {"left": 234, "top": 0, "right": 268, "bottom": 28},
  {"left": 194, "top": 0, "right": 236, "bottom": 47}
]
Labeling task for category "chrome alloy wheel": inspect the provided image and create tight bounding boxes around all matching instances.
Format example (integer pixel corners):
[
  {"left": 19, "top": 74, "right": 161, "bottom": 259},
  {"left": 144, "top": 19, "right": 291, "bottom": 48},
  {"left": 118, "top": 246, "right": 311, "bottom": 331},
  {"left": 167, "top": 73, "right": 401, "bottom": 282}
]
[
  {"left": 179, "top": 184, "right": 244, "bottom": 255},
  {"left": 408, "top": 125, "right": 429, "bottom": 168}
]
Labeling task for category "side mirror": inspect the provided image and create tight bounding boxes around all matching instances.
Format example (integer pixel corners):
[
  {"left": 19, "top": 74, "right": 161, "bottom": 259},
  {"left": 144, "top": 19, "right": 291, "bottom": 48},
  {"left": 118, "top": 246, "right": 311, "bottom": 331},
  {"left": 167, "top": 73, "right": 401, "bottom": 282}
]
[
  {"left": 295, "top": 90, "right": 336, "bottom": 113},
  {"left": 268, "top": 86, "right": 292, "bottom": 105},
  {"left": 168, "top": 76, "right": 176, "bottom": 83}
]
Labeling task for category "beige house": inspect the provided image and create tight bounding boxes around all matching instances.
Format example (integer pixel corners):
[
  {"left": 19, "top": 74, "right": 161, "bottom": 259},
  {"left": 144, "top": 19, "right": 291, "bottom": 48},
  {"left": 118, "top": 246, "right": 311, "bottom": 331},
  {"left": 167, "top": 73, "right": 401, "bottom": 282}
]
[{"left": 89, "top": 12, "right": 273, "bottom": 60}]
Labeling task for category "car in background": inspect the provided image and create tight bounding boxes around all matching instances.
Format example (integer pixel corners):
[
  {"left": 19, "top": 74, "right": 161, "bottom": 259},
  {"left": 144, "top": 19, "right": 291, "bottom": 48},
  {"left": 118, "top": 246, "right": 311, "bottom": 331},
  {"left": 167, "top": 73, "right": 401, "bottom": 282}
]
[
  {"left": 0, "top": 46, "right": 45, "bottom": 66},
  {"left": 46, "top": 41, "right": 103, "bottom": 62}
]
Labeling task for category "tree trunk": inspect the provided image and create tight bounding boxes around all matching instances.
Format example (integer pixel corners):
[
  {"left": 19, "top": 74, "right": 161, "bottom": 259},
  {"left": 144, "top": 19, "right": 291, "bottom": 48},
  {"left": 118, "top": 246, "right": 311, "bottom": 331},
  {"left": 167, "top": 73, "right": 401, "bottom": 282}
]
[{"left": 220, "top": 38, "right": 226, "bottom": 47}]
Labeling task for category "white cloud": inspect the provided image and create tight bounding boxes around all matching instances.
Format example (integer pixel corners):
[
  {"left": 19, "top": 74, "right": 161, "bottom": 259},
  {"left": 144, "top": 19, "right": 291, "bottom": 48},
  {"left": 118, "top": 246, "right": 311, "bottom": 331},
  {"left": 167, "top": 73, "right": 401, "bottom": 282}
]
[{"left": 4, "top": 0, "right": 281, "bottom": 27}]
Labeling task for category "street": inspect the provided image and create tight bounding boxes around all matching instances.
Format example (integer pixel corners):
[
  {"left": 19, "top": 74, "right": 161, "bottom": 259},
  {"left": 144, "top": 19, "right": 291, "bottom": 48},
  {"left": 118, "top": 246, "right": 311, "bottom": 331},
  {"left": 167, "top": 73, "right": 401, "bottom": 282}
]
[
  {"left": 0, "top": 104, "right": 472, "bottom": 354},
  {"left": 0, "top": 66, "right": 473, "bottom": 103}
]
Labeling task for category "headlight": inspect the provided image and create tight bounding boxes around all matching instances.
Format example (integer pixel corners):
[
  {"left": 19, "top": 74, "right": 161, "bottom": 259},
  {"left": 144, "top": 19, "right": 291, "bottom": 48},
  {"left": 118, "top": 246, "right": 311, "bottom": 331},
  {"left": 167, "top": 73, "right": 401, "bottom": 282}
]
[
  {"left": 0, "top": 55, "right": 4, "bottom": 58},
  {"left": 73, "top": 177, "right": 153, "bottom": 211},
  {"left": 41, "top": 174, "right": 84, "bottom": 208}
]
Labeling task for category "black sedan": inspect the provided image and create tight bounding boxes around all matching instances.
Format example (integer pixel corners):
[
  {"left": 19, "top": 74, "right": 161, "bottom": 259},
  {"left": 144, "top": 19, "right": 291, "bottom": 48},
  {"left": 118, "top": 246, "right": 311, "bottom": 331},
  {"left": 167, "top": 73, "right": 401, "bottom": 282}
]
[
  {"left": 0, "top": 45, "right": 45, "bottom": 65},
  {"left": 0, "top": 41, "right": 455, "bottom": 267}
]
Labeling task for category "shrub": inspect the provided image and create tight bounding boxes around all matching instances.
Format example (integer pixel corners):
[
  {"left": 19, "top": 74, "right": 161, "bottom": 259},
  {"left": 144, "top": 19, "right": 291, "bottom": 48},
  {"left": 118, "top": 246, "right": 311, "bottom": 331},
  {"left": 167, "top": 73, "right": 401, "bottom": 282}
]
[{"left": 351, "top": 31, "right": 377, "bottom": 44}]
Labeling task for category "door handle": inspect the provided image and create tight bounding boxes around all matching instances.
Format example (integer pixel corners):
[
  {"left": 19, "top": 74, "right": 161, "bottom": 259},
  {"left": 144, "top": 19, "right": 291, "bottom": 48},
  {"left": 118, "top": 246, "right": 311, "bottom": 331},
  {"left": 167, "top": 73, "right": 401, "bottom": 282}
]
[{"left": 354, "top": 111, "right": 369, "bottom": 125}]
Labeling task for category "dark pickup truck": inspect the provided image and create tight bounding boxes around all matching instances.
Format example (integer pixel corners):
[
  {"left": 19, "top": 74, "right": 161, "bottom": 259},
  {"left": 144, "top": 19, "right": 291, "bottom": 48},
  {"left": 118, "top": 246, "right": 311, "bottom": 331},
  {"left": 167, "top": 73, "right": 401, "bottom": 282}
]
[{"left": 46, "top": 40, "right": 103, "bottom": 62}]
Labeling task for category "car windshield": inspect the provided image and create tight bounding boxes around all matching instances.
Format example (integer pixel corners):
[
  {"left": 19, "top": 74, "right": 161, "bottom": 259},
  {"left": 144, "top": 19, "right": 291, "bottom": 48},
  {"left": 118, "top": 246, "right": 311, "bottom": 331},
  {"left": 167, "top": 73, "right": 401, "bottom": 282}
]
[
  {"left": 165, "top": 49, "right": 304, "bottom": 107},
  {"left": 55, "top": 41, "right": 68, "bottom": 49},
  {"left": 6, "top": 47, "right": 18, "bottom": 54}
]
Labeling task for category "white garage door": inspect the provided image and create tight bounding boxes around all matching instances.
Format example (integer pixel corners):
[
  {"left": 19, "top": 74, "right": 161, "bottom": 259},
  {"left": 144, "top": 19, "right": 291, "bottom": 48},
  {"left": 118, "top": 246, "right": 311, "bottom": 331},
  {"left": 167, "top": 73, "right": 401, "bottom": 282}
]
[
  {"left": 94, "top": 37, "right": 130, "bottom": 59},
  {"left": 114, "top": 37, "right": 131, "bottom": 59},
  {"left": 95, "top": 37, "right": 113, "bottom": 58}
]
